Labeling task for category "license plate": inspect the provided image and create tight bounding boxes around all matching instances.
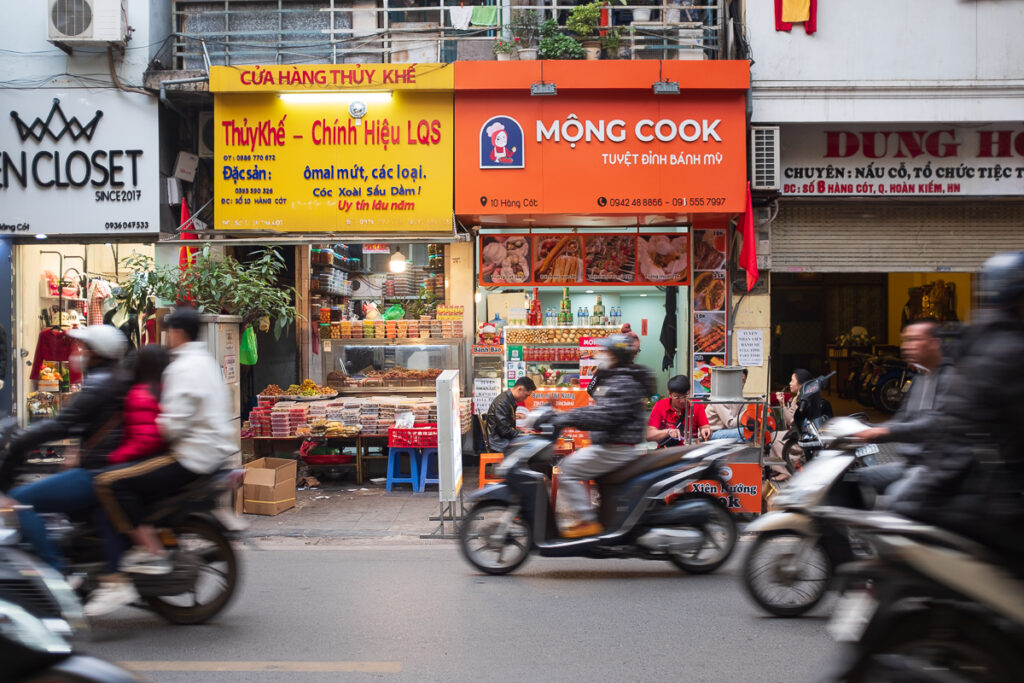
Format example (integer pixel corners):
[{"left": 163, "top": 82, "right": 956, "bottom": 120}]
[
  {"left": 827, "top": 591, "right": 877, "bottom": 642},
  {"left": 855, "top": 444, "right": 879, "bottom": 457}
]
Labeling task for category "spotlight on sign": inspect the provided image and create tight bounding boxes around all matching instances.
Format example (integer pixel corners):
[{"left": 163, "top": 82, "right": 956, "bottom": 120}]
[
  {"left": 652, "top": 81, "right": 680, "bottom": 95},
  {"left": 530, "top": 82, "right": 557, "bottom": 96}
]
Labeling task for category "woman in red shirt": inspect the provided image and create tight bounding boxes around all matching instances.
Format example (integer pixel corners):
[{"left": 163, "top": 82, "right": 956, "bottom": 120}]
[{"left": 646, "top": 375, "right": 711, "bottom": 446}]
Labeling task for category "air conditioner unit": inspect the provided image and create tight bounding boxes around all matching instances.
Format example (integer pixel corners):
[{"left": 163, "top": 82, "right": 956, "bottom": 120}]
[
  {"left": 48, "top": 0, "right": 127, "bottom": 47},
  {"left": 197, "top": 111, "right": 215, "bottom": 158},
  {"left": 750, "top": 126, "right": 781, "bottom": 191}
]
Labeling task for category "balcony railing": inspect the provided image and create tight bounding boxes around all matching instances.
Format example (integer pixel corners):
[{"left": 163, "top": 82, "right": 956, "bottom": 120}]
[{"left": 171, "top": 0, "right": 731, "bottom": 69}]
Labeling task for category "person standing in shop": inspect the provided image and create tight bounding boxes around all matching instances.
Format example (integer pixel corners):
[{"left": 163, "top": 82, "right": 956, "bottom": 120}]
[
  {"left": 485, "top": 376, "right": 536, "bottom": 454},
  {"left": 646, "top": 375, "right": 712, "bottom": 446}
]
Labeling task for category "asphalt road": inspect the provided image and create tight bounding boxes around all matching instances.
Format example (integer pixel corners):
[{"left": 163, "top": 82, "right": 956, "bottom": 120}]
[{"left": 82, "top": 542, "right": 840, "bottom": 682}]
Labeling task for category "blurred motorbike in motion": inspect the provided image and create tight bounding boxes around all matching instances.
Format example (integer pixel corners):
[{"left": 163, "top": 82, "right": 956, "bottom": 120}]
[
  {"left": 820, "top": 506, "right": 1024, "bottom": 682},
  {"left": 459, "top": 407, "right": 745, "bottom": 576}
]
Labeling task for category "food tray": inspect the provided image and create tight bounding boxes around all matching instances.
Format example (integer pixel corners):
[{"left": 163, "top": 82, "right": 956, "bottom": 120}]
[
  {"left": 388, "top": 423, "right": 438, "bottom": 448},
  {"left": 286, "top": 392, "right": 338, "bottom": 402}
]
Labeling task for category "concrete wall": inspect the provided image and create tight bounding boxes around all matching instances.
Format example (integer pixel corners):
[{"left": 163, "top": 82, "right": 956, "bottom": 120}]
[
  {"left": 747, "top": 0, "right": 1024, "bottom": 122},
  {"left": 0, "top": 0, "right": 162, "bottom": 85}
]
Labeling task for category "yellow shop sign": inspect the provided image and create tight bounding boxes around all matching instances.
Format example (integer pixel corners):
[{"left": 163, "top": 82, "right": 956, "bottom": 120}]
[
  {"left": 210, "top": 64, "right": 453, "bottom": 93},
  {"left": 211, "top": 66, "right": 453, "bottom": 233}
]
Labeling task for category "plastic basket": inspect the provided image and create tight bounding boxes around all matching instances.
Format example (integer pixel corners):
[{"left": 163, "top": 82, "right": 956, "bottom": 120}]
[{"left": 388, "top": 423, "right": 438, "bottom": 448}]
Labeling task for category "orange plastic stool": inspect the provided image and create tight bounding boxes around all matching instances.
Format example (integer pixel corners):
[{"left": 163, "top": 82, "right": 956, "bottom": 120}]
[
  {"left": 550, "top": 466, "right": 594, "bottom": 510},
  {"left": 478, "top": 453, "right": 504, "bottom": 488}
]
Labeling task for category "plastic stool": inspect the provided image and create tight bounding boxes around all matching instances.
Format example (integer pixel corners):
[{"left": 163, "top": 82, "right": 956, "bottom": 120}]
[
  {"left": 478, "top": 453, "right": 504, "bottom": 488},
  {"left": 386, "top": 447, "right": 421, "bottom": 492},
  {"left": 550, "top": 466, "right": 594, "bottom": 510},
  {"left": 419, "top": 448, "right": 439, "bottom": 490}
]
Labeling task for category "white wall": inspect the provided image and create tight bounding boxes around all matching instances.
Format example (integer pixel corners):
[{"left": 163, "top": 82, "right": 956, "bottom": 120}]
[
  {"left": 747, "top": 0, "right": 1024, "bottom": 122},
  {"left": 0, "top": 1, "right": 163, "bottom": 86}
]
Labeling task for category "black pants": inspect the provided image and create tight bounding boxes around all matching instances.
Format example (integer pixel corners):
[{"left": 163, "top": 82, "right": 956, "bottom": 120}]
[{"left": 94, "top": 455, "right": 199, "bottom": 534}]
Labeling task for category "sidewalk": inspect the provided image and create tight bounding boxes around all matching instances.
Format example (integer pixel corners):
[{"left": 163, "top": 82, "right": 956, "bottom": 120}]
[{"left": 241, "top": 466, "right": 480, "bottom": 545}]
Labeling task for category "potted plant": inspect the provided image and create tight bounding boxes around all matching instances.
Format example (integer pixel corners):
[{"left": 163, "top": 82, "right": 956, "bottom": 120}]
[
  {"left": 538, "top": 19, "right": 585, "bottom": 60},
  {"left": 492, "top": 37, "right": 518, "bottom": 61},
  {"left": 566, "top": 1, "right": 604, "bottom": 59},
  {"left": 510, "top": 8, "right": 539, "bottom": 60},
  {"left": 599, "top": 26, "right": 623, "bottom": 59},
  {"left": 631, "top": 0, "right": 655, "bottom": 23}
]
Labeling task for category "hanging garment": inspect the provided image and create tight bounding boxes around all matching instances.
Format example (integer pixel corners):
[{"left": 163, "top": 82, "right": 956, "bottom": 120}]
[
  {"left": 660, "top": 286, "right": 678, "bottom": 371},
  {"left": 87, "top": 279, "right": 114, "bottom": 326},
  {"left": 449, "top": 6, "right": 473, "bottom": 30},
  {"left": 470, "top": 5, "right": 499, "bottom": 27},
  {"left": 775, "top": 0, "right": 817, "bottom": 34},
  {"left": 29, "top": 327, "right": 82, "bottom": 383},
  {"left": 781, "top": 0, "right": 810, "bottom": 22}
]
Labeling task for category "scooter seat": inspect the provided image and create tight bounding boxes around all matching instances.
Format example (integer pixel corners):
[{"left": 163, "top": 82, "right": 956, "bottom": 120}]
[{"left": 598, "top": 444, "right": 705, "bottom": 485}]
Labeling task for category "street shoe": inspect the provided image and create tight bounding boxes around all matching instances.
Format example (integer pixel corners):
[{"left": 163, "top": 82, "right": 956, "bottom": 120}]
[
  {"left": 120, "top": 548, "right": 173, "bottom": 575},
  {"left": 84, "top": 579, "right": 138, "bottom": 617},
  {"left": 561, "top": 520, "right": 604, "bottom": 538}
]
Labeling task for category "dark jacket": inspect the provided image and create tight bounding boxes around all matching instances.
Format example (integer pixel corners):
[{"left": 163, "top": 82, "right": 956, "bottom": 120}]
[
  {"left": 876, "top": 360, "right": 954, "bottom": 462},
  {"left": 557, "top": 364, "right": 653, "bottom": 445},
  {"left": 892, "top": 309, "right": 1024, "bottom": 556},
  {"left": 485, "top": 389, "right": 519, "bottom": 450},
  {"left": 0, "top": 364, "right": 126, "bottom": 489}
]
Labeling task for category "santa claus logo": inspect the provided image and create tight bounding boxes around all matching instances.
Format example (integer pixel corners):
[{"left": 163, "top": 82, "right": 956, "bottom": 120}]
[{"left": 480, "top": 115, "right": 524, "bottom": 169}]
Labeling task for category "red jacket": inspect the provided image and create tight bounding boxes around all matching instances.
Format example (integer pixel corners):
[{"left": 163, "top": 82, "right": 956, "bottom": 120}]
[{"left": 107, "top": 383, "right": 165, "bottom": 465}]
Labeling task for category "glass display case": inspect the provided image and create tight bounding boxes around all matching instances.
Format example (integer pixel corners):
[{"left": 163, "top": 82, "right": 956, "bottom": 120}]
[{"left": 322, "top": 339, "right": 465, "bottom": 394}]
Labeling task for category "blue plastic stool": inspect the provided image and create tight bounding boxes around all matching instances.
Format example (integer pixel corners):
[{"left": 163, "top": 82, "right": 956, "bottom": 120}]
[
  {"left": 386, "top": 447, "right": 421, "bottom": 492},
  {"left": 419, "top": 448, "right": 439, "bottom": 490}
]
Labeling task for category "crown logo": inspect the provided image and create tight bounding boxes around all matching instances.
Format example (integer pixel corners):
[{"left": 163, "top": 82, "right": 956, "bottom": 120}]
[{"left": 10, "top": 98, "right": 103, "bottom": 143}]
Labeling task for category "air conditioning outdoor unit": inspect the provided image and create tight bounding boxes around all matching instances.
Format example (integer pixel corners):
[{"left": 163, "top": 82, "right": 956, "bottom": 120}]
[
  {"left": 750, "top": 126, "right": 781, "bottom": 191},
  {"left": 48, "top": 0, "right": 128, "bottom": 47},
  {"left": 197, "top": 111, "right": 215, "bottom": 158}
]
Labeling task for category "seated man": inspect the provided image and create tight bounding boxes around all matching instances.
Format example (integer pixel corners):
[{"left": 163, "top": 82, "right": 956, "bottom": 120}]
[
  {"left": 646, "top": 375, "right": 711, "bottom": 447},
  {"left": 484, "top": 377, "right": 536, "bottom": 454},
  {"left": 708, "top": 369, "right": 748, "bottom": 440}
]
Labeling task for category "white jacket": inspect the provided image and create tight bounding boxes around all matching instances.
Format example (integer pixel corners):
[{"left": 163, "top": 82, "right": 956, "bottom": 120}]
[{"left": 158, "top": 341, "right": 235, "bottom": 474}]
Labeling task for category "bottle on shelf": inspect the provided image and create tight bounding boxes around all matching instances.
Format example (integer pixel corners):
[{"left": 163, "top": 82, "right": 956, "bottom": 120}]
[
  {"left": 593, "top": 296, "right": 605, "bottom": 326},
  {"left": 559, "top": 287, "right": 573, "bottom": 326},
  {"left": 529, "top": 287, "right": 542, "bottom": 326},
  {"left": 582, "top": 306, "right": 589, "bottom": 326}
]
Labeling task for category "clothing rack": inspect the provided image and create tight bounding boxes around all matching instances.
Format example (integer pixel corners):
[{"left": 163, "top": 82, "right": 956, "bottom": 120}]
[{"left": 40, "top": 251, "right": 86, "bottom": 329}]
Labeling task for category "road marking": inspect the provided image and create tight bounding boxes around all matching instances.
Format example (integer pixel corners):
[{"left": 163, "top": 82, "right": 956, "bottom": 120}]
[{"left": 120, "top": 661, "right": 402, "bottom": 673}]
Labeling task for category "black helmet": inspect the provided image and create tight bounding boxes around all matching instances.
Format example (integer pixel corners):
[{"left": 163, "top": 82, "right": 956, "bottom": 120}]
[
  {"left": 597, "top": 334, "right": 635, "bottom": 365},
  {"left": 980, "top": 252, "right": 1024, "bottom": 308}
]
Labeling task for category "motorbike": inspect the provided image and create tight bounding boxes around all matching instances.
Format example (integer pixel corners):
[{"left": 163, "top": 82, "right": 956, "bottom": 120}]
[
  {"left": 866, "top": 357, "right": 915, "bottom": 414},
  {"left": 819, "top": 506, "right": 1024, "bottom": 682},
  {"left": 778, "top": 371, "right": 836, "bottom": 474},
  {"left": 742, "top": 417, "right": 879, "bottom": 617},
  {"left": 458, "top": 408, "right": 742, "bottom": 576},
  {"left": 0, "top": 417, "right": 243, "bottom": 626},
  {"left": 0, "top": 596, "right": 144, "bottom": 682}
]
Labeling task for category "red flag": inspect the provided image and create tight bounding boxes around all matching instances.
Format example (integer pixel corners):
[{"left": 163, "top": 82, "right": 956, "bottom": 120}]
[
  {"left": 739, "top": 182, "right": 759, "bottom": 292},
  {"left": 178, "top": 199, "right": 198, "bottom": 271}
]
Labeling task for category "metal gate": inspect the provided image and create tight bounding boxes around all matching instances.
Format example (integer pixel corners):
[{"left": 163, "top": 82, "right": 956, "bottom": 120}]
[{"left": 770, "top": 201, "right": 1024, "bottom": 272}]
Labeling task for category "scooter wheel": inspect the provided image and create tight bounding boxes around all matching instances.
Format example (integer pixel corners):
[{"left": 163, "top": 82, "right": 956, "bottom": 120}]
[
  {"left": 667, "top": 494, "right": 737, "bottom": 574},
  {"left": 459, "top": 502, "right": 532, "bottom": 575},
  {"left": 742, "top": 531, "right": 831, "bottom": 617}
]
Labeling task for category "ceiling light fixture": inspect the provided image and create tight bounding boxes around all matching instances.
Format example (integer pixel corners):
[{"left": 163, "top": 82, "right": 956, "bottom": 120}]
[
  {"left": 278, "top": 92, "right": 393, "bottom": 104},
  {"left": 389, "top": 249, "right": 407, "bottom": 273}
]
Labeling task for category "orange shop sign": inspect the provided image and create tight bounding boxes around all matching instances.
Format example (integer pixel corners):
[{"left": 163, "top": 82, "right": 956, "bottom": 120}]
[
  {"left": 686, "top": 462, "right": 762, "bottom": 515},
  {"left": 455, "top": 92, "right": 746, "bottom": 218}
]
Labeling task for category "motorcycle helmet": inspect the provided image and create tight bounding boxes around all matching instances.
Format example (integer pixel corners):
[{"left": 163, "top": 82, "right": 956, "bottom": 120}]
[
  {"left": 979, "top": 252, "right": 1024, "bottom": 308},
  {"left": 597, "top": 334, "right": 636, "bottom": 366},
  {"left": 68, "top": 325, "right": 128, "bottom": 361}
]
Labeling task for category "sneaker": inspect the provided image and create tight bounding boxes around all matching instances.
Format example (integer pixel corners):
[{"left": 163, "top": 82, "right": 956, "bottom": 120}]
[
  {"left": 561, "top": 520, "right": 604, "bottom": 539},
  {"left": 120, "top": 549, "right": 173, "bottom": 575},
  {"left": 84, "top": 579, "right": 137, "bottom": 617}
]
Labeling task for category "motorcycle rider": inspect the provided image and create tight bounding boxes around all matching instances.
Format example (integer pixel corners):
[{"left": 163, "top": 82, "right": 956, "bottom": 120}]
[
  {"left": 0, "top": 326, "right": 128, "bottom": 573},
  {"left": 484, "top": 377, "right": 536, "bottom": 454},
  {"left": 854, "top": 318, "right": 954, "bottom": 496},
  {"left": 890, "top": 253, "right": 1024, "bottom": 561},
  {"left": 550, "top": 334, "right": 654, "bottom": 538}
]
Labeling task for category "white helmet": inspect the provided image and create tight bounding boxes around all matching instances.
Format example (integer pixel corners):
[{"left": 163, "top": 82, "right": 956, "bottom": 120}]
[{"left": 68, "top": 325, "right": 128, "bottom": 361}]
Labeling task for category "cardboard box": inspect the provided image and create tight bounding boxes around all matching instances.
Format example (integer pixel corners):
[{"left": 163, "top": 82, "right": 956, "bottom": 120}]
[{"left": 243, "top": 457, "right": 297, "bottom": 515}]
